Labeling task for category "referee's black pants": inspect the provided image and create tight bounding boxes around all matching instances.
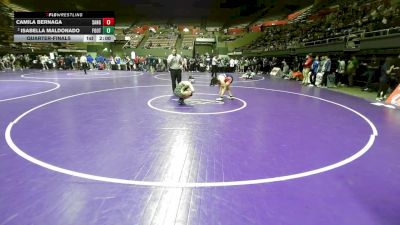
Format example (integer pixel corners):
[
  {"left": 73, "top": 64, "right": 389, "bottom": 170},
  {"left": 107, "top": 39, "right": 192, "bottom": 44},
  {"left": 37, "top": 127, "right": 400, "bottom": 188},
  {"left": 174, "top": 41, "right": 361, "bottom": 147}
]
[
  {"left": 170, "top": 69, "right": 182, "bottom": 92},
  {"left": 211, "top": 65, "right": 217, "bottom": 78},
  {"left": 81, "top": 62, "right": 87, "bottom": 74}
]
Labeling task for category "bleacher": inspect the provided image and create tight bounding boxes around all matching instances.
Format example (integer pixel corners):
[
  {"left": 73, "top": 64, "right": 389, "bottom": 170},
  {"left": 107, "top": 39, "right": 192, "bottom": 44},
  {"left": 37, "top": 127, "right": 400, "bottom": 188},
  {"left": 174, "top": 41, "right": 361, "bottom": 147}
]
[
  {"left": 0, "top": 3, "right": 14, "bottom": 48},
  {"left": 124, "top": 34, "right": 144, "bottom": 48},
  {"left": 238, "top": 0, "right": 400, "bottom": 53},
  {"left": 0, "top": 2, "right": 55, "bottom": 52},
  {"left": 182, "top": 34, "right": 197, "bottom": 50},
  {"left": 0, "top": 27, "right": 13, "bottom": 47},
  {"left": 288, "top": 5, "right": 314, "bottom": 24},
  {"left": 144, "top": 33, "right": 178, "bottom": 49}
]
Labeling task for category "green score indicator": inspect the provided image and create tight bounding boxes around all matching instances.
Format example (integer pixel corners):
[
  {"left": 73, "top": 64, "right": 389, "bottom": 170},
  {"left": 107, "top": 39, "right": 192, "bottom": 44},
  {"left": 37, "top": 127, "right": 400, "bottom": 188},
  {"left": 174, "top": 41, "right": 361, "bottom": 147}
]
[{"left": 102, "top": 26, "right": 114, "bottom": 34}]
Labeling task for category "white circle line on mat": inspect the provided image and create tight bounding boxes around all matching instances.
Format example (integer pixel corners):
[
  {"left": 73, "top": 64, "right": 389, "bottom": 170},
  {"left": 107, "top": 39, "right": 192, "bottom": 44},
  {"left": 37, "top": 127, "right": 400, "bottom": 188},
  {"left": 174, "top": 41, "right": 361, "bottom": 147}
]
[
  {"left": 5, "top": 85, "right": 378, "bottom": 188},
  {"left": 147, "top": 93, "right": 247, "bottom": 115},
  {"left": 21, "top": 71, "right": 143, "bottom": 80},
  {"left": 0, "top": 80, "right": 60, "bottom": 102}
]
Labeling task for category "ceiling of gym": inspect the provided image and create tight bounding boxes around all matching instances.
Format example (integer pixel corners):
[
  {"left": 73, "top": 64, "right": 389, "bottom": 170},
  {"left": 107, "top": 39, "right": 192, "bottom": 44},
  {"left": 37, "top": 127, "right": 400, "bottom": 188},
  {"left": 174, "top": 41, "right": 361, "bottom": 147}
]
[{"left": 7, "top": 0, "right": 314, "bottom": 26}]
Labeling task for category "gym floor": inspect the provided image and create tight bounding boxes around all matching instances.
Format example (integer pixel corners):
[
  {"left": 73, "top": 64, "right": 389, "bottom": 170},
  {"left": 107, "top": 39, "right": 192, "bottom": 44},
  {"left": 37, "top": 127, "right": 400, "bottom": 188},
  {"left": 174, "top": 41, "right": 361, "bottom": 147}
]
[{"left": 1, "top": 70, "right": 399, "bottom": 225}]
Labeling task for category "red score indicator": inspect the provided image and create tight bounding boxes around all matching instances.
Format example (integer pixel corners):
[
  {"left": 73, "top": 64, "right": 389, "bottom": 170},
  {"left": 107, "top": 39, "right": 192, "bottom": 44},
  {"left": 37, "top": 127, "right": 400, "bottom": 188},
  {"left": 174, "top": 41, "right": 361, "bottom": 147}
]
[{"left": 102, "top": 18, "right": 115, "bottom": 26}]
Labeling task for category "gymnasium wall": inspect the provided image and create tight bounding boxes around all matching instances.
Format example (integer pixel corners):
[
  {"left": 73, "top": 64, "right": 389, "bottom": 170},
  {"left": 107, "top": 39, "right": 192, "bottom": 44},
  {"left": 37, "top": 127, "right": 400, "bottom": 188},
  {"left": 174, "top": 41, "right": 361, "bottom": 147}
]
[{"left": 194, "top": 44, "right": 214, "bottom": 56}]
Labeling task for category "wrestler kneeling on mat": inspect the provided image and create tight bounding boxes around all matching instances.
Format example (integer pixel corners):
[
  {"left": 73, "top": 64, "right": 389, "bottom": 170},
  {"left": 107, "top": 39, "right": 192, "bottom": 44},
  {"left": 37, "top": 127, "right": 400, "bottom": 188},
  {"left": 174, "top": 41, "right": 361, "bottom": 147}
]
[
  {"left": 174, "top": 81, "right": 195, "bottom": 105},
  {"left": 211, "top": 73, "right": 234, "bottom": 101}
]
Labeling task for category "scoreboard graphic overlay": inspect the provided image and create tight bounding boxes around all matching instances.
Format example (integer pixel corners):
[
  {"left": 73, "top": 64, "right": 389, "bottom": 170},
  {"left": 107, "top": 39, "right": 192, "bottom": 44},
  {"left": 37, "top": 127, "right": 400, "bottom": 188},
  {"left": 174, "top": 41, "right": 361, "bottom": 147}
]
[{"left": 14, "top": 12, "right": 115, "bottom": 42}]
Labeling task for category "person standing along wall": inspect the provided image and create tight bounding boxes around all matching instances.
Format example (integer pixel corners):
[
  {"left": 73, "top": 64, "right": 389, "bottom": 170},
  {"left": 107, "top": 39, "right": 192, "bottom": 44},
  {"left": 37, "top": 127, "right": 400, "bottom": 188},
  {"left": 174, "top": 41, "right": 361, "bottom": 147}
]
[
  {"left": 347, "top": 56, "right": 359, "bottom": 87},
  {"left": 302, "top": 54, "right": 313, "bottom": 85},
  {"left": 321, "top": 55, "right": 332, "bottom": 87},
  {"left": 377, "top": 57, "right": 395, "bottom": 101},
  {"left": 309, "top": 55, "right": 320, "bottom": 86}
]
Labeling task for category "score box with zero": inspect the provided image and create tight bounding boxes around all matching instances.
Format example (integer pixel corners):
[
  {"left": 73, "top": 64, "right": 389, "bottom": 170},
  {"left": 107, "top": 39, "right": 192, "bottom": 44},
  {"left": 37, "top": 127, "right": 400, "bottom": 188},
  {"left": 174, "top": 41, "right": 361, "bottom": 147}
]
[{"left": 103, "top": 18, "right": 115, "bottom": 26}]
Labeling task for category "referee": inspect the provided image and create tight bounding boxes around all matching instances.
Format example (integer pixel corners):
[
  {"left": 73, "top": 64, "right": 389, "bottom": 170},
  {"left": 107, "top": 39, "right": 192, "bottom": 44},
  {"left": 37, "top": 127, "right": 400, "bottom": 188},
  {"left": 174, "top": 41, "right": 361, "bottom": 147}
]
[
  {"left": 167, "top": 49, "right": 183, "bottom": 93},
  {"left": 80, "top": 54, "right": 88, "bottom": 75},
  {"left": 210, "top": 55, "right": 218, "bottom": 85}
]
